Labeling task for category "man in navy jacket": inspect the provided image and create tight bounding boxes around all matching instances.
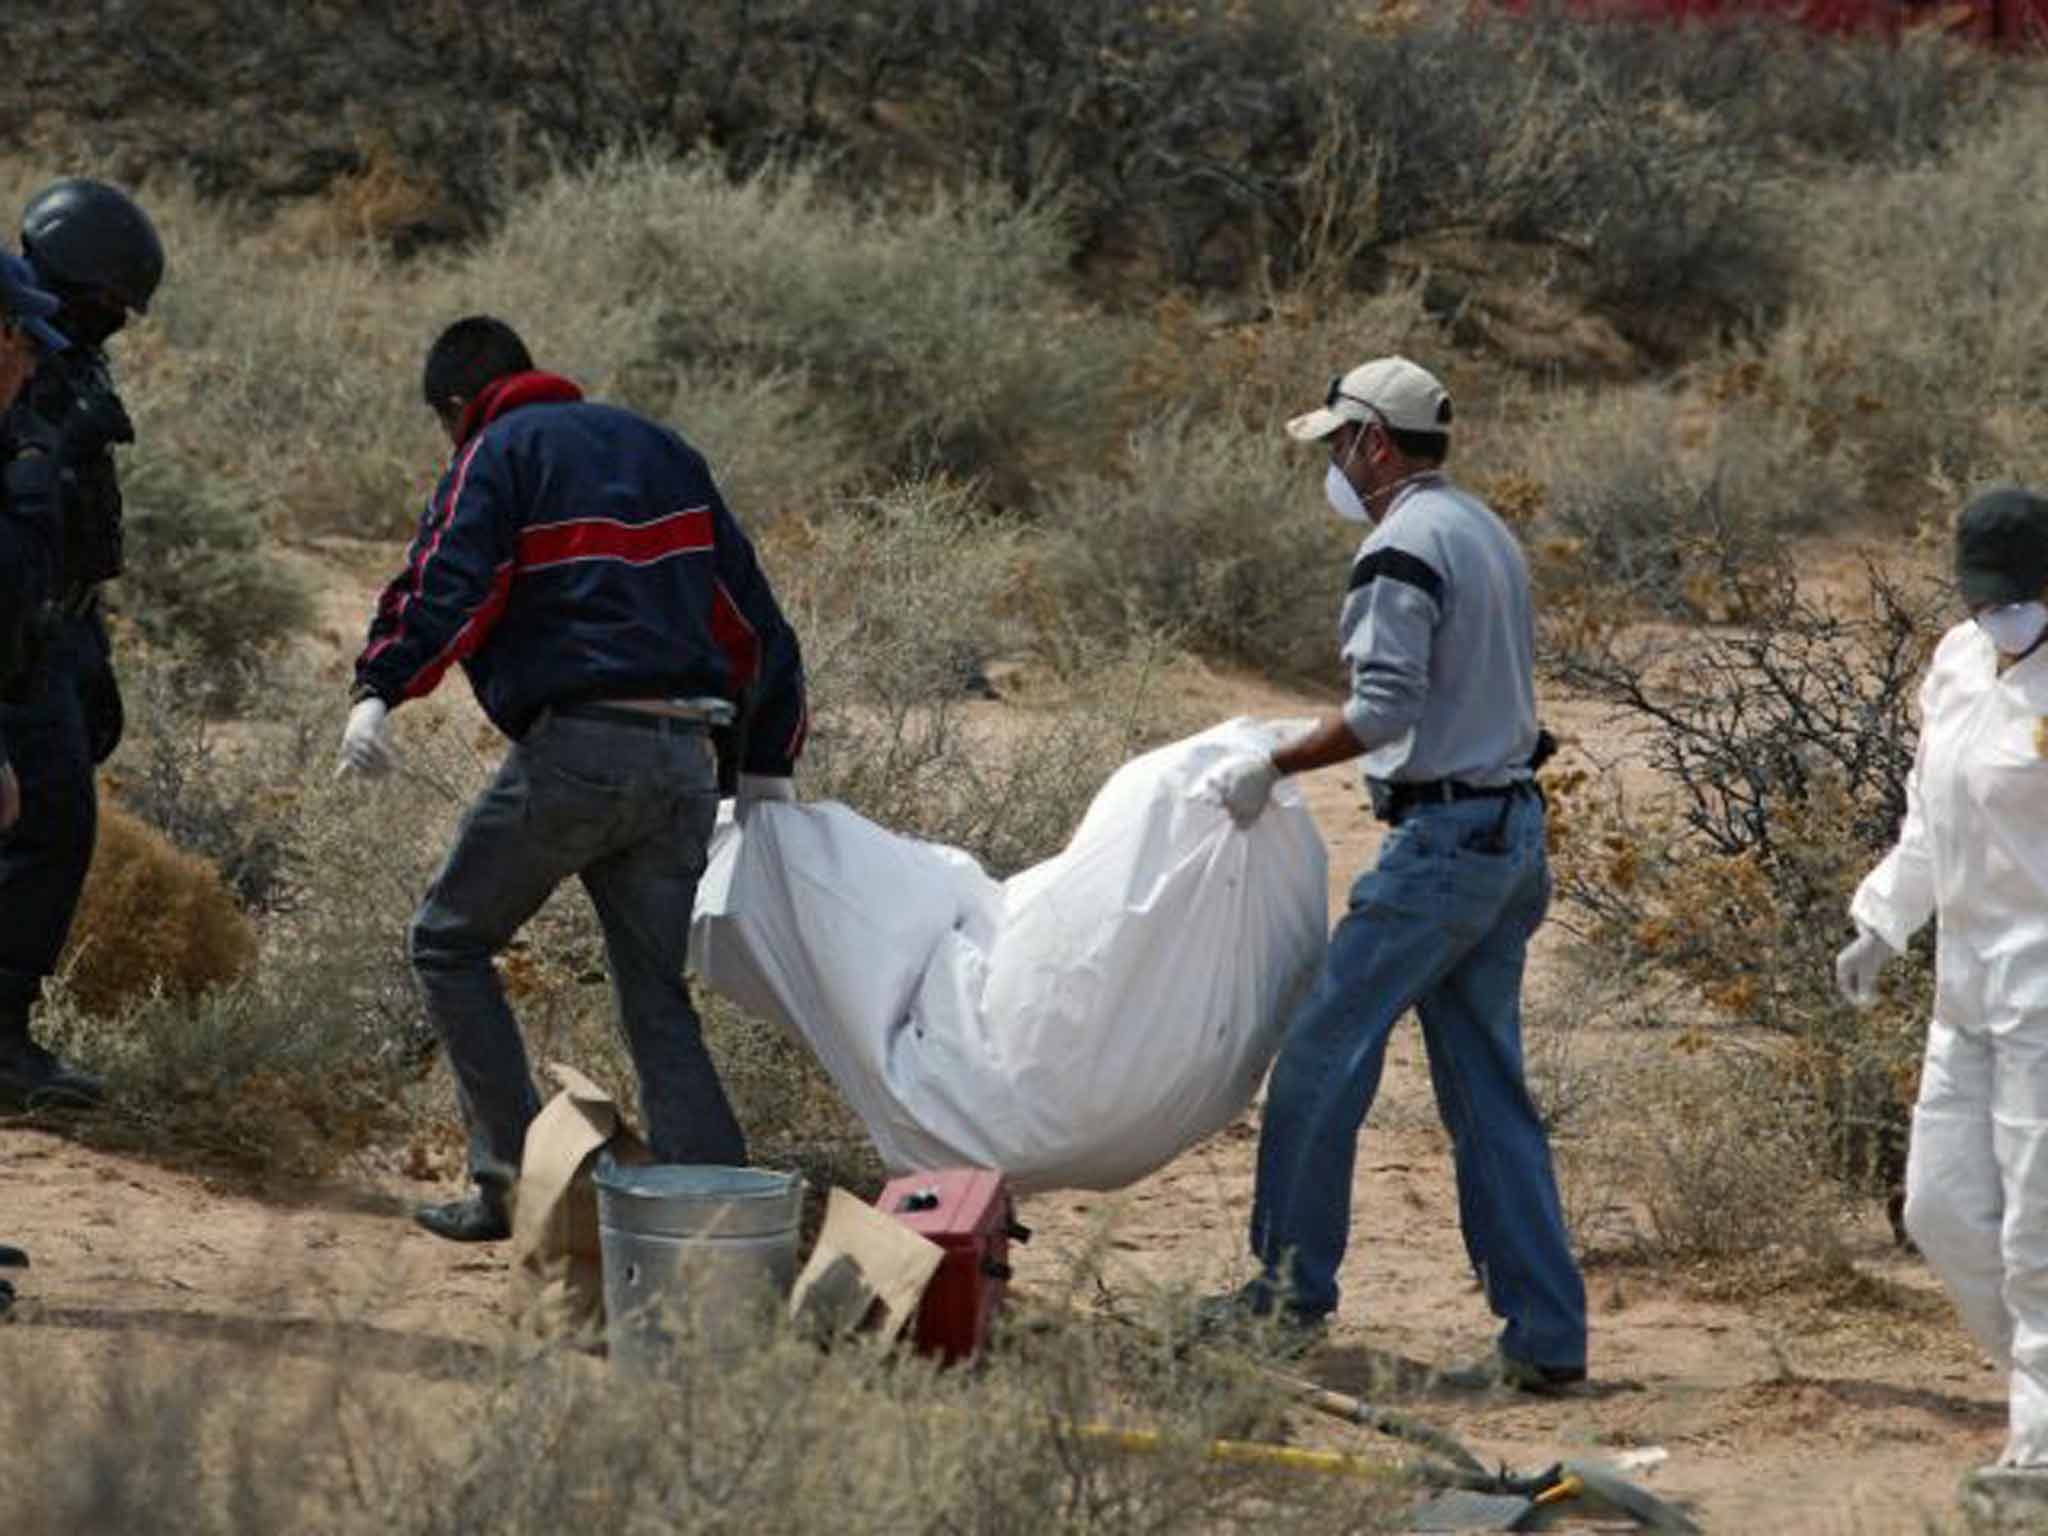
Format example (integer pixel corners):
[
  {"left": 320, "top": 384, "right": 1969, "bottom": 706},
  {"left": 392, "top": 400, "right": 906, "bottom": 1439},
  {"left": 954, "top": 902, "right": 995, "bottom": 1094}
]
[{"left": 343, "top": 315, "right": 807, "bottom": 1242}]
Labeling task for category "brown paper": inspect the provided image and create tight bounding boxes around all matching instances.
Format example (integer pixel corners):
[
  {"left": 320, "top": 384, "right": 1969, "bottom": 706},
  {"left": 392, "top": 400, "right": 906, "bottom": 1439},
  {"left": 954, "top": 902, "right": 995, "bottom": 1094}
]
[
  {"left": 510, "top": 1061, "right": 650, "bottom": 1339},
  {"left": 788, "top": 1187, "right": 944, "bottom": 1344}
]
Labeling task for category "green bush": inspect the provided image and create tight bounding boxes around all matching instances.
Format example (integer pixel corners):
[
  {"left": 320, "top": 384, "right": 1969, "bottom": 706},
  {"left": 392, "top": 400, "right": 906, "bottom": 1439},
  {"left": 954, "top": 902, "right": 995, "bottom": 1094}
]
[
  {"left": 492, "top": 155, "right": 1129, "bottom": 510},
  {"left": 100, "top": 152, "right": 1133, "bottom": 543},
  {"left": 1739, "top": 98, "right": 2048, "bottom": 525},
  {"left": 0, "top": 1275, "right": 1386, "bottom": 1536},
  {"left": 114, "top": 453, "right": 314, "bottom": 706},
  {"left": 1509, "top": 381, "right": 1851, "bottom": 616},
  {"left": 45, "top": 674, "right": 498, "bottom": 1175},
  {"left": 787, "top": 477, "right": 1201, "bottom": 877},
  {"left": 1035, "top": 413, "right": 1351, "bottom": 685}
]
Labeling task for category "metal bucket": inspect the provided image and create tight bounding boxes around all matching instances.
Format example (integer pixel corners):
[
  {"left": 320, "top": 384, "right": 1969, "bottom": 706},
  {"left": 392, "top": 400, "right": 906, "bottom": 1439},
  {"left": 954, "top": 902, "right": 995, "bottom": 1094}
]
[{"left": 593, "top": 1158, "right": 803, "bottom": 1374}]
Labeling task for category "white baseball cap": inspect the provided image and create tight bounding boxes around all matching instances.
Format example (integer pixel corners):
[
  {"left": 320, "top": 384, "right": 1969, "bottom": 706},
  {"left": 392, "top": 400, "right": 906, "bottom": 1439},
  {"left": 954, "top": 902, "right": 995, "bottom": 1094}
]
[{"left": 1286, "top": 355, "right": 1450, "bottom": 441}]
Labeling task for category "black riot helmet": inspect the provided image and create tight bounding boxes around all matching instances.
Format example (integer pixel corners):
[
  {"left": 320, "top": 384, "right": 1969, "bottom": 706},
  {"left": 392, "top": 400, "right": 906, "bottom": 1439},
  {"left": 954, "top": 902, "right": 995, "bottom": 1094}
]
[{"left": 21, "top": 179, "right": 165, "bottom": 334}]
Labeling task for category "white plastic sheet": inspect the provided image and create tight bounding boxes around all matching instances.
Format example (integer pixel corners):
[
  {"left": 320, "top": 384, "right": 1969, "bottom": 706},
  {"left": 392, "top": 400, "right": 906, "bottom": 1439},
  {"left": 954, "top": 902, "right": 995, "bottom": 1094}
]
[{"left": 688, "top": 718, "right": 1328, "bottom": 1193}]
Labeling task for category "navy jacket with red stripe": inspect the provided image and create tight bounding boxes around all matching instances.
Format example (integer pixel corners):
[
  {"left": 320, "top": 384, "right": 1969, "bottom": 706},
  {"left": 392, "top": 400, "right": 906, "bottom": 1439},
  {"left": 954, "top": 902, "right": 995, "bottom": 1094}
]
[{"left": 352, "top": 372, "right": 807, "bottom": 774}]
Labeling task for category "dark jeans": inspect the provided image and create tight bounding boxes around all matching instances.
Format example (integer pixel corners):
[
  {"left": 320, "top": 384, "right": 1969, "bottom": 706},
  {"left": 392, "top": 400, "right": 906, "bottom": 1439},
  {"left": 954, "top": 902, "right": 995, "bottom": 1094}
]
[
  {"left": 1248, "top": 791, "right": 1587, "bottom": 1371},
  {"left": 0, "top": 614, "right": 107, "bottom": 1028},
  {"left": 409, "top": 710, "right": 734, "bottom": 1200}
]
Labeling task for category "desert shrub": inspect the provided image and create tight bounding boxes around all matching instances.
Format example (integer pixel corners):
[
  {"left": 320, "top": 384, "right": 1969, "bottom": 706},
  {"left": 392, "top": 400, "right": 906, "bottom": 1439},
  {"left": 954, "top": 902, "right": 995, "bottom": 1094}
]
[
  {"left": 1506, "top": 380, "right": 1854, "bottom": 616},
  {"left": 784, "top": 478, "right": 1203, "bottom": 877},
  {"left": 1516, "top": 5, "right": 1992, "bottom": 170},
  {"left": 1035, "top": 413, "right": 1353, "bottom": 684},
  {"left": 63, "top": 799, "right": 257, "bottom": 1019},
  {"left": 104, "top": 150, "right": 1131, "bottom": 544},
  {"left": 1596, "top": 1031, "right": 1854, "bottom": 1269},
  {"left": 21, "top": 0, "right": 1989, "bottom": 315},
  {"left": 1544, "top": 566, "right": 1945, "bottom": 1242},
  {"left": 111, "top": 457, "right": 314, "bottom": 708},
  {"left": 108, "top": 648, "right": 315, "bottom": 912},
  {"left": 41, "top": 675, "right": 500, "bottom": 1175},
  {"left": 1732, "top": 98, "right": 2048, "bottom": 527},
  {"left": 0, "top": 1276, "right": 1390, "bottom": 1536},
  {"left": 482, "top": 154, "right": 1128, "bottom": 511}
]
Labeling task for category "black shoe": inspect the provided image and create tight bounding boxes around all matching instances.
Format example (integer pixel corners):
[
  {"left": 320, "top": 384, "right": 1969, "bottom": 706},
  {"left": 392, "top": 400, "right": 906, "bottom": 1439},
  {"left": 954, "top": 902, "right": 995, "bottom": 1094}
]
[
  {"left": 0, "top": 1245, "right": 25, "bottom": 1269},
  {"left": 1437, "top": 1347, "right": 1587, "bottom": 1397},
  {"left": 0, "top": 1041, "right": 105, "bottom": 1112},
  {"left": 1193, "top": 1285, "right": 1329, "bottom": 1359},
  {"left": 413, "top": 1193, "right": 512, "bottom": 1244}
]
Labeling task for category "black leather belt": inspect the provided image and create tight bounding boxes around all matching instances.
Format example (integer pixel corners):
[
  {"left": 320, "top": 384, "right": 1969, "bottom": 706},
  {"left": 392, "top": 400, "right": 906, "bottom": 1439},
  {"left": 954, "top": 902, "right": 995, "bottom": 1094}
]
[
  {"left": 551, "top": 703, "right": 713, "bottom": 735},
  {"left": 1376, "top": 777, "right": 1534, "bottom": 826}
]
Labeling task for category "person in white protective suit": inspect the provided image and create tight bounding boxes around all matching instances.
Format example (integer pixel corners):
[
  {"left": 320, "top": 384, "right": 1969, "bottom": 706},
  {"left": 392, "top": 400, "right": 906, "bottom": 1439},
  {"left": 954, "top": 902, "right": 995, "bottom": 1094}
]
[{"left": 1837, "top": 486, "right": 2048, "bottom": 1514}]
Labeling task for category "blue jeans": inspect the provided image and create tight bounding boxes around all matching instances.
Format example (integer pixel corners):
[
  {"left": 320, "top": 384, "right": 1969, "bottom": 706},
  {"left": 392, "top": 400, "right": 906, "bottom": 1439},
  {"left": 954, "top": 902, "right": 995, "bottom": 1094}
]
[
  {"left": 1248, "top": 790, "right": 1586, "bottom": 1371},
  {"left": 409, "top": 710, "right": 735, "bottom": 1201}
]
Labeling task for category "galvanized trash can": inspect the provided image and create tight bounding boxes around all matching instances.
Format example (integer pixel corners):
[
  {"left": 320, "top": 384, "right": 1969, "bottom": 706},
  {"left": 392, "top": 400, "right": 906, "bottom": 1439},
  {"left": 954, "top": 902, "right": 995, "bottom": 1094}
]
[{"left": 593, "top": 1158, "right": 803, "bottom": 1374}]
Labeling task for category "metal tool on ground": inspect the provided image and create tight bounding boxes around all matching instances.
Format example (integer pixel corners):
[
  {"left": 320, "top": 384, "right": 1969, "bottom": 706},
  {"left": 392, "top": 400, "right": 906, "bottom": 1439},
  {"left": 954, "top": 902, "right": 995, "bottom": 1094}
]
[
  {"left": 1018, "top": 1290, "right": 1697, "bottom": 1533},
  {"left": 1255, "top": 1360, "right": 1490, "bottom": 1475},
  {"left": 1237, "top": 1364, "right": 1698, "bottom": 1531},
  {"left": 1067, "top": 1418, "right": 1698, "bottom": 1533}
]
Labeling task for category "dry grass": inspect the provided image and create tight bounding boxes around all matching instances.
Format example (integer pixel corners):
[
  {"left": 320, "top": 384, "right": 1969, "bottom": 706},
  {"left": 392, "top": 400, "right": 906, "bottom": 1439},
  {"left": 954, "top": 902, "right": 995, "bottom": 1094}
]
[
  {"left": 0, "top": 1270, "right": 1397, "bottom": 1536},
  {"left": 62, "top": 798, "right": 256, "bottom": 1018}
]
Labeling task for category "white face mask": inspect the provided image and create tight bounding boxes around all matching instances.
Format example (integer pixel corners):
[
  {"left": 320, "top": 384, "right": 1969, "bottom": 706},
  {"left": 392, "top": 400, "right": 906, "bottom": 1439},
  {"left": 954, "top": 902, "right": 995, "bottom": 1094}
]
[
  {"left": 1325, "top": 462, "right": 1372, "bottom": 526},
  {"left": 1976, "top": 600, "right": 2048, "bottom": 658}
]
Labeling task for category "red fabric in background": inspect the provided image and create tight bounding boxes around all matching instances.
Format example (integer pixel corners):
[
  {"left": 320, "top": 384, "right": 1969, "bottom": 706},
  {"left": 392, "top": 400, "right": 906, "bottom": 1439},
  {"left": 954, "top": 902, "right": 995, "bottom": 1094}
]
[{"left": 1494, "top": 0, "right": 2048, "bottom": 45}]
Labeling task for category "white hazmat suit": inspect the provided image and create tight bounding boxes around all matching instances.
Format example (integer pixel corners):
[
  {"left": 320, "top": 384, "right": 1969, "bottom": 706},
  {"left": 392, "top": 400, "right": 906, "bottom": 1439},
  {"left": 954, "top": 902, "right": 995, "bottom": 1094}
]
[{"left": 1848, "top": 619, "right": 2048, "bottom": 1466}]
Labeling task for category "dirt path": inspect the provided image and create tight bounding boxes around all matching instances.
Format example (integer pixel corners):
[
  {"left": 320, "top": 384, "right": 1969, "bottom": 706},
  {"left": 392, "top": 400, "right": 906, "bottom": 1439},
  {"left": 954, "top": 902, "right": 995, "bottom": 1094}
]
[{"left": 0, "top": 546, "right": 2005, "bottom": 1533}]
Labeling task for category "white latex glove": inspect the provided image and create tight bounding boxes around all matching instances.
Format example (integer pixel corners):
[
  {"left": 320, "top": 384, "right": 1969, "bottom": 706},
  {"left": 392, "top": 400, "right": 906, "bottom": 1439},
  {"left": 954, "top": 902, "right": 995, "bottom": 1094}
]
[
  {"left": 336, "top": 697, "right": 399, "bottom": 779},
  {"left": 735, "top": 772, "right": 795, "bottom": 821},
  {"left": 1833, "top": 925, "right": 1896, "bottom": 1010},
  {"left": 1201, "top": 752, "right": 1282, "bottom": 828}
]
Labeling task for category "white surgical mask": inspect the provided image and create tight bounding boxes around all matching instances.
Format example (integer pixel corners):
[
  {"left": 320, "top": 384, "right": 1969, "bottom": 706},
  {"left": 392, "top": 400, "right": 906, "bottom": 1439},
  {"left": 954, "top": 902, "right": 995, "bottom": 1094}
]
[
  {"left": 1976, "top": 600, "right": 2048, "bottom": 658},
  {"left": 1325, "top": 462, "right": 1372, "bottom": 526}
]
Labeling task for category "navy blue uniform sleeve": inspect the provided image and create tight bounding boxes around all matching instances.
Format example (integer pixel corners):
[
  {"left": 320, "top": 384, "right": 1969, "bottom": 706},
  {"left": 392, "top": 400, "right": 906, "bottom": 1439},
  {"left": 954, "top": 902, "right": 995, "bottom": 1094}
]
[
  {"left": 354, "top": 435, "right": 518, "bottom": 707},
  {"left": 2, "top": 454, "right": 61, "bottom": 602},
  {"left": 0, "top": 453, "right": 64, "bottom": 773},
  {"left": 708, "top": 494, "right": 806, "bottom": 776}
]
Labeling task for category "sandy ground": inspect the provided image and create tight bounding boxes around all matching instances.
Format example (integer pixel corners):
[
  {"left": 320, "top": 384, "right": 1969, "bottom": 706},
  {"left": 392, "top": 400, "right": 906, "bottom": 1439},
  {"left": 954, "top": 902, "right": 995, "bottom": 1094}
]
[{"left": 0, "top": 542, "right": 2007, "bottom": 1534}]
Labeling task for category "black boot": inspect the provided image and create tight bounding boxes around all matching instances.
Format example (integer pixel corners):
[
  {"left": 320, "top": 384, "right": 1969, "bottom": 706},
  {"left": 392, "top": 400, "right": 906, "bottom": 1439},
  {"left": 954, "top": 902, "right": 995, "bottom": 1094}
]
[
  {"left": 0, "top": 1034, "right": 105, "bottom": 1112},
  {"left": 413, "top": 1190, "right": 512, "bottom": 1244},
  {"left": 0, "top": 1243, "right": 25, "bottom": 1318}
]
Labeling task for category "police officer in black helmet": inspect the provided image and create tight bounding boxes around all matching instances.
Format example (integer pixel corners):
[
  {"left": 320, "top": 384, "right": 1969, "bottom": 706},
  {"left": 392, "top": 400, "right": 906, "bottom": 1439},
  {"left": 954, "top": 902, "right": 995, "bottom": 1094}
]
[{"left": 0, "top": 178, "right": 161, "bottom": 1112}]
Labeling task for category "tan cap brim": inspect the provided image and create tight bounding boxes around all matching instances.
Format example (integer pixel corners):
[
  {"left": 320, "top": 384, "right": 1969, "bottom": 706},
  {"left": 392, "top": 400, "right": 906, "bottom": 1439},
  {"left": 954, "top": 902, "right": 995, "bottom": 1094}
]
[{"left": 1286, "top": 406, "right": 1347, "bottom": 442}]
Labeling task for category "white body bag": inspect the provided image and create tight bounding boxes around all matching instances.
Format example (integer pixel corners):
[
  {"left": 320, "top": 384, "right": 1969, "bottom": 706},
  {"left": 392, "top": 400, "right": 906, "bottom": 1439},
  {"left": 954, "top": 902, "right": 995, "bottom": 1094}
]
[{"left": 688, "top": 719, "right": 1328, "bottom": 1193}]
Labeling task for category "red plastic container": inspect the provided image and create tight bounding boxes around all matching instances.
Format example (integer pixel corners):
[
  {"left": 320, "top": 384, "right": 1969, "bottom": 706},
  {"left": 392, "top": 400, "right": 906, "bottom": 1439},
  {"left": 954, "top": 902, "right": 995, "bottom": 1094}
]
[{"left": 878, "top": 1167, "right": 1029, "bottom": 1363}]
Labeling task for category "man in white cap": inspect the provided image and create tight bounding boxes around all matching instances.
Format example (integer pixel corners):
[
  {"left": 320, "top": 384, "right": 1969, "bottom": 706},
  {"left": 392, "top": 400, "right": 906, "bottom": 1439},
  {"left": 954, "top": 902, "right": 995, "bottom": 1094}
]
[{"left": 1197, "top": 356, "right": 1586, "bottom": 1389}]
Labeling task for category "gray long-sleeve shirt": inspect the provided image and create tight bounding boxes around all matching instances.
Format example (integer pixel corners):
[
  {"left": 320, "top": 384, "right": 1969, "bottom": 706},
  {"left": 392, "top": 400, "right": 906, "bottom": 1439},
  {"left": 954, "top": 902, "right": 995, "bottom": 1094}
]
[{"left": 1338, "top": 473, "right": 1538, "bottom": 788}]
